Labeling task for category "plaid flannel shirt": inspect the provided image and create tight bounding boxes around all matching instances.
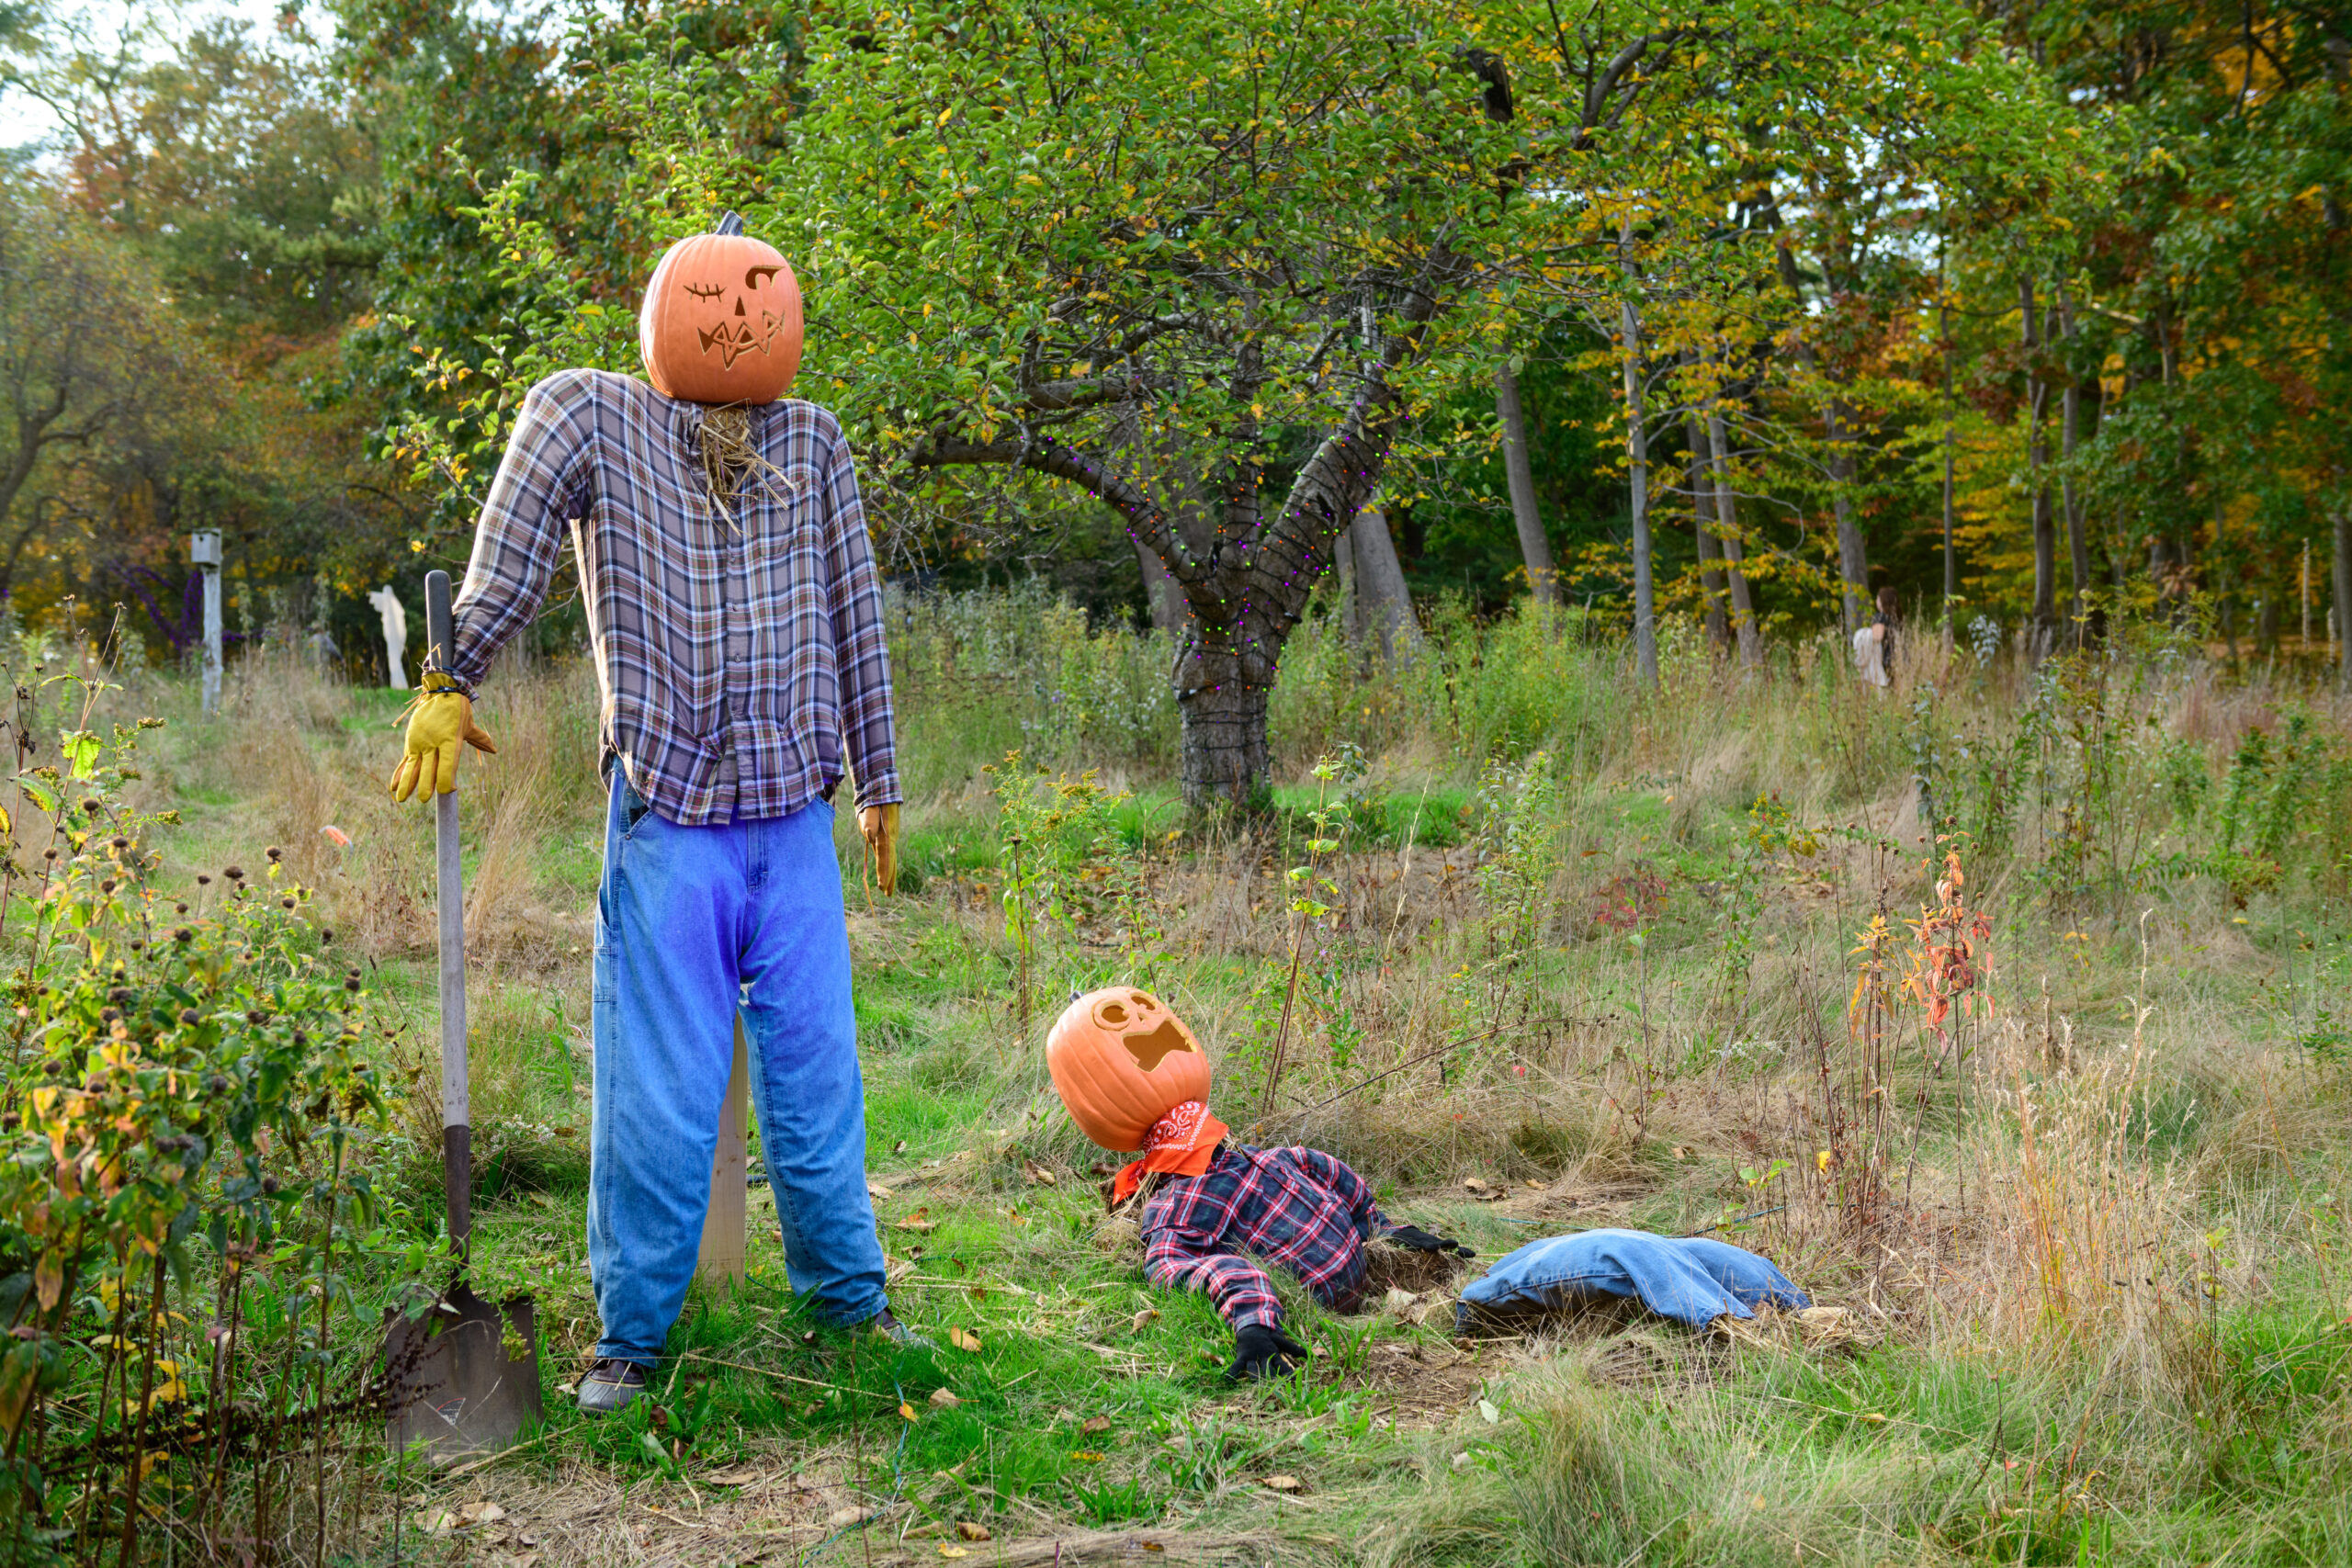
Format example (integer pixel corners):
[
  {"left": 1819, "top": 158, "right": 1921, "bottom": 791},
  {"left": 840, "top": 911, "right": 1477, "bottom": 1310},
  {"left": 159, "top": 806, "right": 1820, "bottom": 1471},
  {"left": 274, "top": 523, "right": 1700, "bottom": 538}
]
[
  {"left": 446, "top": 368, "right": 901, "bottom": 826},
  {"left": 1139, "top": 1144, "right": 1396, "bottom": 1331}
]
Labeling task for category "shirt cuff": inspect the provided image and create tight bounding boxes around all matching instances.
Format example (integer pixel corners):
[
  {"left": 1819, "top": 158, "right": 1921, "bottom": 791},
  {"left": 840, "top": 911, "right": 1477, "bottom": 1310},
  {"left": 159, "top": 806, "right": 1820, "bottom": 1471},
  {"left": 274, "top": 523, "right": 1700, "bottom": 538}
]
[
  {"left": 1226, "top": 1303, "right": 1281, "bottom": 1331},
  {"left": 854, "top": 772, "right": 905, "bottom": 811}
]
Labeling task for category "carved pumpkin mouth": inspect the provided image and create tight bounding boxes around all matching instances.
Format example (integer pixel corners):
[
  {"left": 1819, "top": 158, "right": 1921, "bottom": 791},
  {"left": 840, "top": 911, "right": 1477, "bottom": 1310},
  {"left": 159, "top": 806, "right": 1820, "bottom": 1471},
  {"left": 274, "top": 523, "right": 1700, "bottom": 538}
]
[
  {"left": 1122, "top": 1019, "right": 1194, "bottom": 1072},
  {"left": 697, "top": 320, "right": 766, "bottom": 367}
]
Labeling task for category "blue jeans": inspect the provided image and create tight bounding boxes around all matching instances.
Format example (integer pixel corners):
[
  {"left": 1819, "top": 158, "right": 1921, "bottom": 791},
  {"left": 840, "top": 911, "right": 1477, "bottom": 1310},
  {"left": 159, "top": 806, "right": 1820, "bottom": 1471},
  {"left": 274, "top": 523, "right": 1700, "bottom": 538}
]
[
  {"left": 588, "top": 777, "right": 888, "bottom": 1362},
  {"left": 1455, "top": 1228, "right": 1808, "bottom": 1331}
]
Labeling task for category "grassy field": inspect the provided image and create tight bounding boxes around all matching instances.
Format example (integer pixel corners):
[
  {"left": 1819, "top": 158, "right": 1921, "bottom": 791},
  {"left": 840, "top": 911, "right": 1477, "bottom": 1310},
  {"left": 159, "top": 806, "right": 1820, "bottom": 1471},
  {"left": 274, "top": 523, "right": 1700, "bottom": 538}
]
[{"left": 109, "top": 592, "right": 2352, "bottom": 1565}]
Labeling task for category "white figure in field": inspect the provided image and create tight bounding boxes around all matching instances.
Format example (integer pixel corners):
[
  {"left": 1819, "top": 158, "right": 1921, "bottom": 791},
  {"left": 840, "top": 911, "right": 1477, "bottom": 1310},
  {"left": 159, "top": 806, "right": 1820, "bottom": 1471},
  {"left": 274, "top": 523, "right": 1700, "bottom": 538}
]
[{"left": 368, "top": 586, "right": 409, "bottom": 689}]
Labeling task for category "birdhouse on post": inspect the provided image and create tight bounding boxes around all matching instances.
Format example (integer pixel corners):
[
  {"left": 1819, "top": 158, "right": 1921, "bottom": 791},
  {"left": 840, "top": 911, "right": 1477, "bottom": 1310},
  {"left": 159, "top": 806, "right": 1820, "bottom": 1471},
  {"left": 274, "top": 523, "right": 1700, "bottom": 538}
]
[{"left": 189, "top": 531, "right": 222, "bottom": 715}]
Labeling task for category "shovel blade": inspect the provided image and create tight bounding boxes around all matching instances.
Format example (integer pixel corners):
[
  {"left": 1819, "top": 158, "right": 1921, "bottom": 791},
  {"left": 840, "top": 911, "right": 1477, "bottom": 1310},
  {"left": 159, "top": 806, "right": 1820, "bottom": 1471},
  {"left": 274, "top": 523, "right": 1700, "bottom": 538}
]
[{"left": 383, "top": 1281, "right": 542, "bottom": 1459}]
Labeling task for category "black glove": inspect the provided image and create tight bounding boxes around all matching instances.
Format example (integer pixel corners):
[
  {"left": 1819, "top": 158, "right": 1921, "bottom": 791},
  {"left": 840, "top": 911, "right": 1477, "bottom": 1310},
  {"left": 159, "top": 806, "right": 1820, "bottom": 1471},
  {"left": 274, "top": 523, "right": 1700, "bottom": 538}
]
[
  {"left": 1387, "top": 1224, "right": 1476, "bottom": 1259},
  {"left": 1226, "top": 1323, "right": 1308, "bottom": 1382}
]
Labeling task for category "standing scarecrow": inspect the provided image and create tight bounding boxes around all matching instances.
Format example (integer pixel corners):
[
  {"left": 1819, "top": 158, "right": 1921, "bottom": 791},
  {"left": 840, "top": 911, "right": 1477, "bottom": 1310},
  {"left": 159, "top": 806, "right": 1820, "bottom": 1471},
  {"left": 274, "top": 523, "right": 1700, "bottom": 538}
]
[
  {"left": 390, "top": 215, "right": 914, "bottom": 1416},
  {"left": 1046, "top": 988, "right": 1473, "bottom": 1378}
]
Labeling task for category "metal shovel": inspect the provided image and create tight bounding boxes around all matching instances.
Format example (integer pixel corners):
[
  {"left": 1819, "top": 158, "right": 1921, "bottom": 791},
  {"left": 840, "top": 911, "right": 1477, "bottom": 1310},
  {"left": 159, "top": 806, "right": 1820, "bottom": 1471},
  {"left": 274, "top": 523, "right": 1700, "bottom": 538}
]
[{"left": 382, "top": 569, "right": 544, "bottom": 1459}]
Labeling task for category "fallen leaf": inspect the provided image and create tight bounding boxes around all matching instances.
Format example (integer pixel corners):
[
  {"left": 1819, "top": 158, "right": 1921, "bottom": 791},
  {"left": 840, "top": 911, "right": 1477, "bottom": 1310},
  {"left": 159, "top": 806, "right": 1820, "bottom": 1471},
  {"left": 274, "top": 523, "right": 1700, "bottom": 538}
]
[
  {"left": 929, "top": 1388, "right": 963, "bottom": 1408},
  {"left": 969, "top": 1284, "right": 988, "bottom": 1302},
  {"left": 1080, "top": 1416, "right": 1112, "bottom": 1434},
  {"left": 948, "top": 1326, "right": 982, "bottom": 1353},
  {"left": 868, "top": 1183, "right": 894, "bottom": 1201},
  {"left": 1071, "top": 1450, "right": 1106, "bottom": 1462},
  {"left": 824, "top": 1506, "right": 871, "bottom": 1528},
  {"left": 1262, "top": 1475, "right": 1301, "bottom": 1492},
  {"left": 955, "top": 1521, "right": 992, "bottom": 1541},
  {"left": 1384, "top": 1288, "right": 1419, "bottom": 1310},
  {"left": 1462, "top": 1178, "right": 1488, "bottom": 1193},
  {"left": 703, "top": 1466, "right": 763, "bottom": 1486},
  {"left": 894, "top": 1208, "right": 938, "bottom": 1234},
  {"left": 892, "top": 1139, "right": 908, "bottom": 1155},
  {"left": 1478, "top": 1399, "right": 1500, "bottom": 1425},
  {"left": 899, "top": 1402, "right": 918, "bottom": 1421},
  {"left": 1022, "top": 1158, "right": 1057, "bottom": 1187},
  {"left": 1523, "top": 1179, "right": 1543, "bottom": 1190},
  {"left": 1128, "top": 1308, "right": 1159, "bottom": 1334},
  {"left": 1451, "top": 1452, "right": 1471, "bottom": 1471},
  {"left": 425, "top": 1511, "right": 459, "bottom": 1534},
  {"left": 940, "top": 1550, "right": 968, "bottom": 1560},
  {"left": 460, "top": 1502, "right": 507, "bottom": 1525}
]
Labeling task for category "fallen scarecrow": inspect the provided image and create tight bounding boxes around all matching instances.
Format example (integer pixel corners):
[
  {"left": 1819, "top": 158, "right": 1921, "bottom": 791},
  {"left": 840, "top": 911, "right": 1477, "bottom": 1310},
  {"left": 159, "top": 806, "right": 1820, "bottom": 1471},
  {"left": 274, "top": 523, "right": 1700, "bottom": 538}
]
[{"left": 1046, "top": 987, "right": 1810, "bottom": 1371}]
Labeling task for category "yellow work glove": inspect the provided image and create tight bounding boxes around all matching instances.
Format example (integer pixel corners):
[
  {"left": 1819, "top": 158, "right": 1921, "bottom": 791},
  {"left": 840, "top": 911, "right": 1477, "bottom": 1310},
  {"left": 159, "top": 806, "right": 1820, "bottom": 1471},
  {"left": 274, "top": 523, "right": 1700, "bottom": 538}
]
[
  {"left": 859, "top": 803, "right": 899, "bottom": 897},
  {"left": 389, "top": 675, "right": 498, "bottom": 802}
]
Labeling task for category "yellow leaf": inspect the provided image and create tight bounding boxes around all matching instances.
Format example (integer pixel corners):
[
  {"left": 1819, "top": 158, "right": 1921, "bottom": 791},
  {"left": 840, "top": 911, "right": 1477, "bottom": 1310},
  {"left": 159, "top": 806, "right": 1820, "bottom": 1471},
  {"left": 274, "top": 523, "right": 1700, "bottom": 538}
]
[
  {"left": 899, "top": 1402, "right": 918, "bottom": 1421},
  {"left": 948, "top": 1326, "right": 982, "bottom": 1353}
]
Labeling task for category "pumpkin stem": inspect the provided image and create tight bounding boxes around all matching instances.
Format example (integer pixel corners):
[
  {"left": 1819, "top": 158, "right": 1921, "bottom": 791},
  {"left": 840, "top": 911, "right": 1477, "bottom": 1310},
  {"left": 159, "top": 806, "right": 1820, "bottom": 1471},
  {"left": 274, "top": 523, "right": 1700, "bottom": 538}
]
[{"left": 714, "top": 209, "right": 745, "bottom": 236}]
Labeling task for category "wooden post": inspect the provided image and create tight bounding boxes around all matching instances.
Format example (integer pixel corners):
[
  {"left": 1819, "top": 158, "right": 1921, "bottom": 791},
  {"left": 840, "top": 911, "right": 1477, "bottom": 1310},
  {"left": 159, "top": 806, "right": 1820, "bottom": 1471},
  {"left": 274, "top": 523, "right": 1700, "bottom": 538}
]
[
  {"left": 190, "top": 531, "right": 221, "bottom": 715},
  {"left": 697, "top": 1016, "right": 750, "bottom": 1289}
]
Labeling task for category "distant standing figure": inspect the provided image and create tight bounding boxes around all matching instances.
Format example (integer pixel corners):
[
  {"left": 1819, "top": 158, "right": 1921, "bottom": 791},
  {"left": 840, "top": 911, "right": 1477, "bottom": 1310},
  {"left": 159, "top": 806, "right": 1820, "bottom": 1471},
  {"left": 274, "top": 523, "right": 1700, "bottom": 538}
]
[
  {"left": 368, "top": 585, "right": 408, "bottom": 689},
  {"left": 1851, "top": 587, "right": 1899, "bottom": 691}
]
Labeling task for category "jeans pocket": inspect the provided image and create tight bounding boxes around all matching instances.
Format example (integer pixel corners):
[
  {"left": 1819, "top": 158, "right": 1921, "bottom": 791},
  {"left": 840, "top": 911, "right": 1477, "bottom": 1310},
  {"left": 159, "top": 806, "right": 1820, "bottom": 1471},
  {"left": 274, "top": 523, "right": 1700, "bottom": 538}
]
[{"left": 616, "top": 774, "right": 656, "bottom": 840}]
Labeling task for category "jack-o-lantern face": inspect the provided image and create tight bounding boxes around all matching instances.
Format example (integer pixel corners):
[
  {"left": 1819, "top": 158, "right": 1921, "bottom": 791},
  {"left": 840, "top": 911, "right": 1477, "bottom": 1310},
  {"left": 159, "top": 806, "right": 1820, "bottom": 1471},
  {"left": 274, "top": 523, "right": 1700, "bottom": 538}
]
[
  {"left": 1046, "top": 987, "right": 1213, "bottom": 1153},
  {"left": 638, "top": 231, "right": 805, "bottom": 405}
]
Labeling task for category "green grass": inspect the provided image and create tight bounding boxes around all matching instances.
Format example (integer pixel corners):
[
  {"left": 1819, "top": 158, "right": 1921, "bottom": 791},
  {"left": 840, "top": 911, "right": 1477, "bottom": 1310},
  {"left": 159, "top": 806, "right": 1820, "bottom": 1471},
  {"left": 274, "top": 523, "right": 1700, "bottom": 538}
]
[{"left": 93, "top": 609, "right": 2352, "bottom": 1563}]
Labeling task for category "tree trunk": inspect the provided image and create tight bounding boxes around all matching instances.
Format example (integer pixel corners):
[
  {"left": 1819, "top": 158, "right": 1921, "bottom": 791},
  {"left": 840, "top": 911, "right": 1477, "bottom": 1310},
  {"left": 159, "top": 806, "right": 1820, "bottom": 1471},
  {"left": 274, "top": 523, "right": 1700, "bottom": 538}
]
[
  {"left": 1705, "top": 401, "right": 1763, "bottom": 669},
  {"left": 1620, "top": 232, "right": 1657, "bottom": 686},
  {"left": 2022, "top": 278, "right": 2058, "bottom": 649},
  {"left": 1349, "top": 494, "right": 1421, "bottom": 665},
  {"left": 1683, "top": 405, "right": 1729, "bottom": 652},
  {"left": 2058, "top": 282, "right": 2091, "bottom": 644},
  {"left": 1178, "top": 680, "right": 1272, "bottom": 810},
  {"left": 1331, "top": 524, "right": 1358, "bottom": 641},
  {"left": 1819, "top": 404, "right": 1869, "bottom": 633},
  {"left": 1941, "top": 267, "right": 1957, "bottom": 630},
  {"left": 1495, "top": 363, "right": 1557, "bottom": 606},
  {"left": 1136, "top": 537, "right": 1185, "bottom": 635},
  {"left": 2334, "top": 491, "right": 2350, "bottom": 696}
]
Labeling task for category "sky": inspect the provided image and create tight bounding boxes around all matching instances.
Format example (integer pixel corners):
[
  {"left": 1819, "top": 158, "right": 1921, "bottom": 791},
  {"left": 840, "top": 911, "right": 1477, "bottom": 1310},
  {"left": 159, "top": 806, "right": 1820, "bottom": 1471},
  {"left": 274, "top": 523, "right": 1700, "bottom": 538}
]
[{"left": 1, "top": 0, "right": 291, "bottom": 150}]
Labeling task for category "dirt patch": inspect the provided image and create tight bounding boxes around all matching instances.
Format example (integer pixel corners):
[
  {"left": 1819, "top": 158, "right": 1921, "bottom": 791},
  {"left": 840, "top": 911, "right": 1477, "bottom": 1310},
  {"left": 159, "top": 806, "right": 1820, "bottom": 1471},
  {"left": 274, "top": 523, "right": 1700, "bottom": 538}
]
[
  {"left": 1348, "top": 1338, "right": 1509, "bottom": 1421},
  {"left": 1360, "top": 1243, "right": 1472, "bottom": 1298},
  {"left": 401, "top": 1456, "right": 1296, "bottom": 1566},
  {"left": 875, "top": 1529, "right": 1290, "bottom": 1564}
]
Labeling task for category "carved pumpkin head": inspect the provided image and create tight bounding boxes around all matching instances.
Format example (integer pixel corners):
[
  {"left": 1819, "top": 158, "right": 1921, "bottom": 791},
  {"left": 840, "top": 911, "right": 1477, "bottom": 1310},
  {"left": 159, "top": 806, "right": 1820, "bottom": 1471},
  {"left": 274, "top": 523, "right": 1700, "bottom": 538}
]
[
  {"left": 638, "top": 220, "right": 804, "bottom": 406},
  {"left": 1046, "top": 987, "right": 1213, "bottom": 1152}
]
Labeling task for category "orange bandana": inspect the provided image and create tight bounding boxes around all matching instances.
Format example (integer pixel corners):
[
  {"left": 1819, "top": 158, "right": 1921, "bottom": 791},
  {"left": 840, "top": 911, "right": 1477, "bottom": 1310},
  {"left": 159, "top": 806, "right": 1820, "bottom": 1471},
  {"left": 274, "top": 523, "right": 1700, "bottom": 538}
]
[{"left": 1110, "top": 1100, "right": 1227, "bottom": 1205}]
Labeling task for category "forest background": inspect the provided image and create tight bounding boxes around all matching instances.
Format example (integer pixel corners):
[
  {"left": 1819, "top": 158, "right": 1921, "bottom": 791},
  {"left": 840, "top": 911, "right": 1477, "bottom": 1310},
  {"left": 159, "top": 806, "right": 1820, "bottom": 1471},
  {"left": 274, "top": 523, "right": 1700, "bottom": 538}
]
[{"left": 0, "top": 0, "right": 2346, "bottom": 717}]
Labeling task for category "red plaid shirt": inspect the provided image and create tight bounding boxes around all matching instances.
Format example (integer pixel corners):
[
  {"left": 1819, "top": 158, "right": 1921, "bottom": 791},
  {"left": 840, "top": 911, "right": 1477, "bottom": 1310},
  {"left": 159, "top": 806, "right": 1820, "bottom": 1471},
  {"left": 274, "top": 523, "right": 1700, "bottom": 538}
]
[
  {"left": 1140, "top": 1144, "right": 1396, "bottom": 1330},
  {"left": 447, "top": 369, "right": 900, "bottom": 826}
]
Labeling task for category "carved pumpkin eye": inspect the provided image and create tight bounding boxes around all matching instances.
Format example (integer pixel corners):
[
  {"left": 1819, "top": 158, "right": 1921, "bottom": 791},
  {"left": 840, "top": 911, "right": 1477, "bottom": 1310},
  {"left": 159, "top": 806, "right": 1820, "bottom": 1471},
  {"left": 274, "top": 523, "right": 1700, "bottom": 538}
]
[
  {"left": 746, "top": 265, "right": 781, "bottom": 288},
  {"left": 683, "top": 282, "right": 724, "bottom": 300},
  {"left": 1095, "top": 999, "right": 1129, "bottom": 1028}
]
